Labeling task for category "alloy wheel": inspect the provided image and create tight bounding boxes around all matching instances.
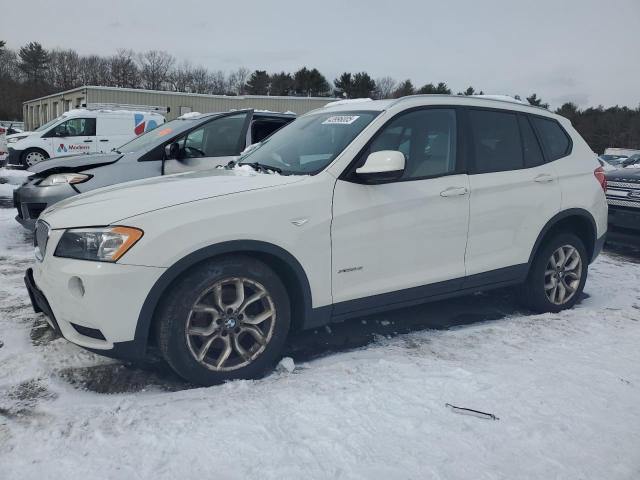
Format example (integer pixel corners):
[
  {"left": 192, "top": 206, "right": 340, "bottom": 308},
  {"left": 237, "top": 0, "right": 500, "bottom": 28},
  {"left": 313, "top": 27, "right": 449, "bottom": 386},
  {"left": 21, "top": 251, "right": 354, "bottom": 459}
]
[
  {"left": 544, "top": 245, "right": 583, "bottom": 305},
  {"left": 185, "top": 277, "right": 276, "bottom": 371}
]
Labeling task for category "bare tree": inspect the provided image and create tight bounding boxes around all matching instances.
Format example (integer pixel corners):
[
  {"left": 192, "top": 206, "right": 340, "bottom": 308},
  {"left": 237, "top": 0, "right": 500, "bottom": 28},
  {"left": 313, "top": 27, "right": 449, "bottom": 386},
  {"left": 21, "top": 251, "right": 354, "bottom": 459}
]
[
  {"left": 170, "top": 61, "right": 195, "bottom": 92},
  {"left": 78, "top": 55, "right": 111, "bottom": 86},
  {"left": 0, "top": 47, "right": 19, "bottom": 81},
  {"left": 49, "top": 49, "right": 81, "bottom": 90},
  {"left": 109, "top": 49, "right": 139, "bottom": 88},
  {"left": 207, "top": 70, "right": 228, "bottom": 95},
  {"left": 137, "top": 50, "right": 175, "bottom": 90},
  {"left": 374, "top": 76, "right": 396, "bottom": 99},
  {"left": 228, "top": 67, "right": 250, "bottom": 95}
]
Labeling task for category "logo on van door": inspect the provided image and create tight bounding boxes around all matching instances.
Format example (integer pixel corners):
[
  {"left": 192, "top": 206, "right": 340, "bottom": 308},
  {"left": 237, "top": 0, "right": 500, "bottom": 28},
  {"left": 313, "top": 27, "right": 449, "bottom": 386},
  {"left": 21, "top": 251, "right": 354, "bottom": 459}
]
[
  {"left": 134, "top": 114, "right": 159, "bottom": 136},
  {"left": 57, "top": 144, "right": 68, "bottom": 153}
]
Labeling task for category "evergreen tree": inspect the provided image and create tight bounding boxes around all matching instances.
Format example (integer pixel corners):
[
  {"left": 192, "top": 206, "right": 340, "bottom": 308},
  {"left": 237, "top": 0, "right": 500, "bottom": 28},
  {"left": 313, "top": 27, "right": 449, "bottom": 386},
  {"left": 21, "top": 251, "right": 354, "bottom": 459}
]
[
  {"left": 458, "top": 86, "right": 483, "bottom": 96},
  {"left": 333, "top": 72, "right": 352, "bottom": 97},
  {"left": 270, "top": 72, "right": 294, "bottom": 96},
  {"left": 526, "top": 93, "right": 549, "bottom": 109},
  {"left": 351, "top": 72, "right": 376, "bottom": 98},
  {"left": 393, "top": 79, "right": 415, "bottom": 98},
  {"left": 245, "top": 70, "right": 270, "bottom": 95},
  {"left": 555, "top": 102, "right": 579, "bottom": 122},
  {"left": 18, "top": 42, "right": 50, "bottom": 83},
  {"left": 294, "top": 67, "right": 330, "bottom": 96}
]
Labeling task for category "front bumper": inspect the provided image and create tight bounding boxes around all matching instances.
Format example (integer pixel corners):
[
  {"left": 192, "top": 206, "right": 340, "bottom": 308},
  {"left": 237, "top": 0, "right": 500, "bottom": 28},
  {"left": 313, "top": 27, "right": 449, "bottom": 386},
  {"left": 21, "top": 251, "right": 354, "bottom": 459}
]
[
  {"left": 6, "top": 147, "right": 23, "bottom": 167},
  {"left": 608, "top": 205, "right": 640, "bottom": 233},
  {"left": 13, "top": 181, "right": 78, "bottom": 231},
  {"left": 27, "top": 235, "right": 166, "bottom": 359}
]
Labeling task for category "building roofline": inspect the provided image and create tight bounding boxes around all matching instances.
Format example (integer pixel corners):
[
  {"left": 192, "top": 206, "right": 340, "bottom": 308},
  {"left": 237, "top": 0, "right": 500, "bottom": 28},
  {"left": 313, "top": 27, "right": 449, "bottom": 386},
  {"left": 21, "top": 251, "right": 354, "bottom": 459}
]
[{"left": 23, "top": 85, "right": 338, "bottom": 105}]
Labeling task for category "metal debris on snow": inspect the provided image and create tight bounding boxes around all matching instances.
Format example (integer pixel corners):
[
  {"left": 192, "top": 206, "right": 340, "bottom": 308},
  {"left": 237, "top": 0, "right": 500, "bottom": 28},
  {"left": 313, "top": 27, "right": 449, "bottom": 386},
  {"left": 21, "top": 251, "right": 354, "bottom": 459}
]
[{"left": 446, "top": 403, "right": 499, "bottom": 420}]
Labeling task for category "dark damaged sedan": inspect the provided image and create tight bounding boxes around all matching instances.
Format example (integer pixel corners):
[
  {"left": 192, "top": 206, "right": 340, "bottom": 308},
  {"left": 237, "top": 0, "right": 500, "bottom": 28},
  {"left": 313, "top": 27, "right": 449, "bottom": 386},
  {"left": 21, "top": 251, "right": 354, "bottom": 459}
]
[
  {"left": 13, "top": 110, "right": 294, "bottom": 229},
  {"left": 605, "top": 166, "right": 640, "bottom": 235}
]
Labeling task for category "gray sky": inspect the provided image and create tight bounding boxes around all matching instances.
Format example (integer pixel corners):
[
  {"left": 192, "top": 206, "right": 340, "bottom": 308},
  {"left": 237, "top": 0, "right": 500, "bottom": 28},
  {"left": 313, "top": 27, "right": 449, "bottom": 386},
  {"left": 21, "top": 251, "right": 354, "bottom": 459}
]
[{"left": 2, "top": 0, "right": 639, "bottom": 108}]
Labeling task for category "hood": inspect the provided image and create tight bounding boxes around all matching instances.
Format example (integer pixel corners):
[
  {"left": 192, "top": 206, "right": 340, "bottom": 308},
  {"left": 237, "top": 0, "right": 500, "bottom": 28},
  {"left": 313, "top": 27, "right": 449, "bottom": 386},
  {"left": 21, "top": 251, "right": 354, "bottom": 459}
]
[
  {"left": 606, "top": 168, "right": 640, "bottom": 182},
  {"left": 6, "top": 131, "right": 32, "bottom": 140},
  {"left": 42, "top": 167, "right": 307, "bottom": 228},
  {"left": 28, "top": 152, "right": 123, "bottom": 176}
]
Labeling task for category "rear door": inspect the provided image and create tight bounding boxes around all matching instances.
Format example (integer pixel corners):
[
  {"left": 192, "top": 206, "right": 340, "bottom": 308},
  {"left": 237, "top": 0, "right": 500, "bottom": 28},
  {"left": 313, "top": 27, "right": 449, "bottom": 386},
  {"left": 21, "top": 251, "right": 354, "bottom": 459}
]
[
  {"left": 164, "top": 111, "right": 252, "bottom": 175},
  {"left": 464, "top": 108, "right": 561, "bottom": 279}
]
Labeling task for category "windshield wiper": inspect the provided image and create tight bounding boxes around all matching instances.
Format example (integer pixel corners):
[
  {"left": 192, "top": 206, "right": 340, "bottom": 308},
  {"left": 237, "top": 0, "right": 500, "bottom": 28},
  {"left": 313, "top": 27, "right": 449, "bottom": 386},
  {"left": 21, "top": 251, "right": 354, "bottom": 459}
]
[{"left": 239, "top": 162, "right": 282, "bottom": 174}]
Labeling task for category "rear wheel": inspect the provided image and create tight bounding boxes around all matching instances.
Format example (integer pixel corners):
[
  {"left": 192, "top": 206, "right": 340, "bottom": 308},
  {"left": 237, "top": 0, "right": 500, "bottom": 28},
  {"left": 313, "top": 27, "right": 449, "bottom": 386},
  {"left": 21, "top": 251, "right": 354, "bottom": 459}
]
[
  {"left": 155, "top": 255, "right": 291, "bottom": 385},
  {"left": 517, "top": 233, "right": 588, "bottom": 313},
  {"left": 21, "top": 148, "right": 48, "bottom": 168}
]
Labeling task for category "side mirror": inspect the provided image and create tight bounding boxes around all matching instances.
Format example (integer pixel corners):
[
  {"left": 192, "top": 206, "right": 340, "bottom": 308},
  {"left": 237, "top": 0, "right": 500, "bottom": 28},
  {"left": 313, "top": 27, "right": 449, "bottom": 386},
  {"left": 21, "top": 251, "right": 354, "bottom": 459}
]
[
  {"left": 355, "top": 150, "right": 405, "bottom": 183},
  {"left": 164, "top": 142, "right": 181, "bottom": 160}
]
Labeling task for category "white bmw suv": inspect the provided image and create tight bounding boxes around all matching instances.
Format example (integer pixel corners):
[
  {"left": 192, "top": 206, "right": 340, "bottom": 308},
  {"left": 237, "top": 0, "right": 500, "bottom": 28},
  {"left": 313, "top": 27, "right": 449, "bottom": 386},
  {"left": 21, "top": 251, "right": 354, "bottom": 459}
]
[{"left": 25, "top": 95, "right": 608, "bottom": 385}]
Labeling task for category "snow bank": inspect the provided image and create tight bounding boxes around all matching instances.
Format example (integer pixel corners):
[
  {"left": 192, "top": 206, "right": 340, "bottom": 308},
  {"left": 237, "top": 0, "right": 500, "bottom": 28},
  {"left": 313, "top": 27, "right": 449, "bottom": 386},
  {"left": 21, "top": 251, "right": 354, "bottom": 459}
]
[{"left": 0, "top": 167, "right": 31, "bottom": 186}]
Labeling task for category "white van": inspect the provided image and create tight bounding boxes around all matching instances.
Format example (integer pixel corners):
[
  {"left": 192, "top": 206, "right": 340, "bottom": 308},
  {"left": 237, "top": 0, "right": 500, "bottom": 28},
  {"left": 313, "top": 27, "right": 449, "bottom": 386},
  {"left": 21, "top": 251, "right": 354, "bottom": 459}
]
[{"left": 6, "top": 108, "right": 165, "bottom": 167}]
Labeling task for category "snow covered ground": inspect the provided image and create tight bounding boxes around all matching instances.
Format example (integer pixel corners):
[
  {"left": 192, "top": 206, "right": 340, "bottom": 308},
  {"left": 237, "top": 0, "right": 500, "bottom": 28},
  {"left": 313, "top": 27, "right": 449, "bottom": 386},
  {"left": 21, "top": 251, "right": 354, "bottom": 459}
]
[{"left": 0, "top": 184, "right": 639, "bottom": 479}]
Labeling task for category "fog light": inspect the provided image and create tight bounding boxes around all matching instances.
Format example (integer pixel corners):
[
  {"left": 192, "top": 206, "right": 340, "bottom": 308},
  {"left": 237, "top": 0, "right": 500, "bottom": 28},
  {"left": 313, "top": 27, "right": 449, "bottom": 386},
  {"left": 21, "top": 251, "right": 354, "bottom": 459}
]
[{"left": 68, "top": 276, "right": 85, "bottom": 298}]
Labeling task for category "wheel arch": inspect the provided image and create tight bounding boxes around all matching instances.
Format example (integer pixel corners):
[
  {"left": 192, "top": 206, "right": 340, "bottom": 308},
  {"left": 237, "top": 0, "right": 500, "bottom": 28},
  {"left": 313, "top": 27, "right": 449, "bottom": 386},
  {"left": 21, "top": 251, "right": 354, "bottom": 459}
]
[
  {"left": 528, "top": 209, "right": 598, "bottom": 269},
  {"left": 133, "top": 240, "right": 318, "bottom": 355}
]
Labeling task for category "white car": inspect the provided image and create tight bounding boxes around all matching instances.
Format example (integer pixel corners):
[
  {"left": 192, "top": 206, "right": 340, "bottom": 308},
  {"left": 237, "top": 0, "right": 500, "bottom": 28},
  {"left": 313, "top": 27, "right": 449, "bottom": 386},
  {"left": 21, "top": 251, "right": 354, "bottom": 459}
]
[
  {"left": 6, "top": 108, "right": 165, "bottom": 167},
  {"left": 25, "top": 95, "right": 608, "bottom": 385}
]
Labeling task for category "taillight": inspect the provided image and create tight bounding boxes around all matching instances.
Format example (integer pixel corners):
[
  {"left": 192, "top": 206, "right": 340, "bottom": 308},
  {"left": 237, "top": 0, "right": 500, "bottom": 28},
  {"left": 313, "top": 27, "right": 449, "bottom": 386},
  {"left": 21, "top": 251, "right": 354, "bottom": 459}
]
[
  {"left": 594, "top": 166, "right": 607, "bottom": 192},
  {"left": 0, "top": 128, "right": 5, "bottom": 134}
]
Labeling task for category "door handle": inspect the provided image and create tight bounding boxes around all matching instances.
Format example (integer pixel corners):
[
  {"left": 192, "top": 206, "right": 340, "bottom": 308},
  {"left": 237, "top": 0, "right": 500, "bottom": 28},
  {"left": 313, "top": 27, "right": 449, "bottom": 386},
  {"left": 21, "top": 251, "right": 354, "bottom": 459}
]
[
  {"left": 83, "top": 139, "right": 93, "bottom": 143},
  {"left": 99, "top": 139, "right": 109, "bottom": 142},
  {"left": 534, "top": 173, "right": 554, "bottom": 183},
  {"left": 440, "top": 186, "right": 469, "bottom": 197}
]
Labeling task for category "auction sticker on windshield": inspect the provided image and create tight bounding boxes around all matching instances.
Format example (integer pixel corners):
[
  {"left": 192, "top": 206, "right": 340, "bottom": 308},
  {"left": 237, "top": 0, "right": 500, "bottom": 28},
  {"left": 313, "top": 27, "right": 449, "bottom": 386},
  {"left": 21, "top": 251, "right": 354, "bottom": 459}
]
[{"left": 322, "top": 115, "right": 360, "bottom": 125}]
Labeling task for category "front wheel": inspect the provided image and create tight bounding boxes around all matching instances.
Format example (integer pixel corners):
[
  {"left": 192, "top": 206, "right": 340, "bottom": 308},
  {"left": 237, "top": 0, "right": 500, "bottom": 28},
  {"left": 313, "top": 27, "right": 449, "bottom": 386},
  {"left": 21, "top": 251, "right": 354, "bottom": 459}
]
[
  {"left": 517, "top": 233, "right": 588, "bottom": 313},
  {"left": 155, "top": 255, "right": 291, "bottom": 385},
  {"left": 21, "top": 148, "right": 49, "bottom": 168}
]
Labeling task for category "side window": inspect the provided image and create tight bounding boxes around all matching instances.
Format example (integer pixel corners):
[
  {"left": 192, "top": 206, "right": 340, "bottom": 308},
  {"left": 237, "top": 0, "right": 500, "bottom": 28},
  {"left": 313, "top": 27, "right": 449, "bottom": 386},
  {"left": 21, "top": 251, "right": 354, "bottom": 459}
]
[
  {"left": 63, "top": 118, "right": 95, "bottom": 136},
  {"left": 531, "top": 117, "right": 571, "bottom": 161},
  {"left": 518, "top": 115, "right": 545, "bottom": 168},
  {"left": 469, "top": 109, "right": 523, "bottom": 173},
  {"left": 176, "top": 113, "right": 248, "bottom": 158},
  {"left": 201, "top": 114, "right": 248, "bottom": 157},
  {"left": 251, "top": 119, "right": 289, "bottom": 143},
  {"left": 365, "top": 109, "right": 457, "bottom": 180}
]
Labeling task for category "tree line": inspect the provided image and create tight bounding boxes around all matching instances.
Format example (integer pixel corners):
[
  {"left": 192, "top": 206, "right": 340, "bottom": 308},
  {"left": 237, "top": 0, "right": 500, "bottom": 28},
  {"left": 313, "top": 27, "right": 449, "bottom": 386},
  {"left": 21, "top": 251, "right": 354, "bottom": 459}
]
[{"left": 0, "top": 41, "right": 638, "bottom": 153}]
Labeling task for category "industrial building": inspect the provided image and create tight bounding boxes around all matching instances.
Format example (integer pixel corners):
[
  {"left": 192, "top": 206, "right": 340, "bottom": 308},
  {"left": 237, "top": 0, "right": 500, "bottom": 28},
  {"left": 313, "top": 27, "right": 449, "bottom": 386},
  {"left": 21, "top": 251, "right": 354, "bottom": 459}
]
[{"left": 22, "top": 86, "right": 337, "bottom": 130}]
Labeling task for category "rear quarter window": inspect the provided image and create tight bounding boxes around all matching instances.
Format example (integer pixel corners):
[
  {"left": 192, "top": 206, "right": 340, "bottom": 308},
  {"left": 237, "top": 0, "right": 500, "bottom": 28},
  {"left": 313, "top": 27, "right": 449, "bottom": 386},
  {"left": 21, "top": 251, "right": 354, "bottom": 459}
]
[{"left": 531, "top": 117, "right": 571, "bottom": 161}]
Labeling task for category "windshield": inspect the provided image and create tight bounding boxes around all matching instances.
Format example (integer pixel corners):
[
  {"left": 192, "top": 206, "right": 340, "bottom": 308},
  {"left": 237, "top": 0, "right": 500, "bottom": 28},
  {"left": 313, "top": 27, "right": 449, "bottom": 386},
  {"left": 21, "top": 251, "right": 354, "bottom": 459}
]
[
  {"left": 238, "top": 110, "right": 379, "bottom": 175},
  {"left": 114, "top": 118, "right": 197, "bottom": 154},
  {"left": 34, "top": 116, "right": 64, "bottom": 133}
]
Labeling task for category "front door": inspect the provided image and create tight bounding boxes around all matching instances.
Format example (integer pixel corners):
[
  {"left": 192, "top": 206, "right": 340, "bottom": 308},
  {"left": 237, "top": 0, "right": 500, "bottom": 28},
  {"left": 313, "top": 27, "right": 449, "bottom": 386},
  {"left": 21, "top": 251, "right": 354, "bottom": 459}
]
[
  {"left": 331, "top": 108, "right": 470, "bottom": 314},
  {"left": 164, "top": 112, "right": 252, "bottom": 175},
  {"left": 46, "top": 117, "right": 97, "bottom": 157}
]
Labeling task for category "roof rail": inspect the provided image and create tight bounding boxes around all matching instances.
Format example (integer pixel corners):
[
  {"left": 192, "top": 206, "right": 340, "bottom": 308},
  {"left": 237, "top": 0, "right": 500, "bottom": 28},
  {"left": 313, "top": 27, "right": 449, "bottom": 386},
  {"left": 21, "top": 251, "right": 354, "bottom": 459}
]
[
  {"left": 79, "top": 102, "right": 170, "bottom": 114},
  {"left": 388, "top": 94, "right": 549, "bottom": 111}
]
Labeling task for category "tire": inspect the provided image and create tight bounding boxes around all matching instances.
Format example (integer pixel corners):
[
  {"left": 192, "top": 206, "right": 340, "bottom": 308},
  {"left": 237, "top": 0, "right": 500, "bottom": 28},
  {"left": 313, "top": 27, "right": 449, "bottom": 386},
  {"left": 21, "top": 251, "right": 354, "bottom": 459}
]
[
  {"left": 155, "top": 255, "right": 291, "bottom": 386},
  {"left": 517, "top": 233, "right": 588, "bottom": 313},
  {"left": 21, "top": 148, "right": 49, "bottom": 168}
]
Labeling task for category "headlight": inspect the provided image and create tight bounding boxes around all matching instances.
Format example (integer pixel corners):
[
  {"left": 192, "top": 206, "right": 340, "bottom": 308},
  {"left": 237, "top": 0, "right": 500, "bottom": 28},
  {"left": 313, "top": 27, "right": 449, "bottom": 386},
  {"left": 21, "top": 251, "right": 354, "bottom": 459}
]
[
  {"left": 7, "top": 136, "right": 27, "bottom": 143},
  {"left": 38, "top": 173, "right": 91, "bottom": 187},
  {"left": 54, "top": 227, "right": 143, "bottom": 262}
]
